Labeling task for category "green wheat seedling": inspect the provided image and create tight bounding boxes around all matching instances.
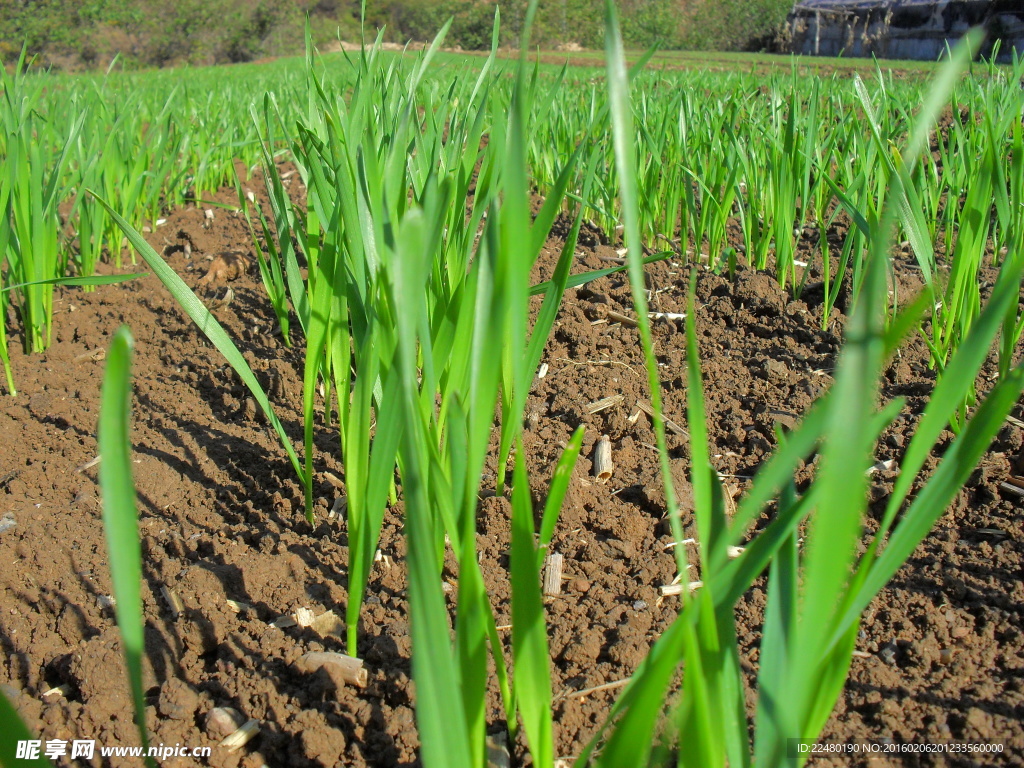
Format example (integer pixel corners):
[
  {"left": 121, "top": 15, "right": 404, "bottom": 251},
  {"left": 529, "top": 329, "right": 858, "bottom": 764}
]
[
  {"left": 0, "top": 46, "right": 309, "bottom": 367},
  {"left": 90, "top": 194, "right": 306, "bottom": 496},
  {"left": 0, "top": 696, "right": 51, "bottom": 768},
  {"left": 0, "top": 268, "right": 143, "bottom": 397},
  {"left": 1, "top": 86, "right": 82, "bottom": 355},
  {"left": 386, "top": 145, "right": 587, "bottom": 768},
  {"left": 331, "top": 6, "right": 589, "bottom": 763},
  {"left": 19, "top": 16, "right": 1023, "bottom": 768},
  {"left": 576, "top": 18, "right": 1024, "bottom": 767},
  {"left": 0, "top": 286, "right": 12, "bottom": 395},
  {"left": 235, "top": 182, "right": 293, "bottom": 346},
  {"left": 97, "top": 326, "right": 159, "bottom": 768},
  {"left": 0, "top": 324, "right": 180, "bottom": 768}
]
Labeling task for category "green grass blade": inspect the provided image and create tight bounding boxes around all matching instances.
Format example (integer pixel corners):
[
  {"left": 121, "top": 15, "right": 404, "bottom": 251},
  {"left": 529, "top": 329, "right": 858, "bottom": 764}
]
[
  {"left": 97, "top": 326, "right": 156, "bottom": 768},
  {"left": 753, "top": 491, "right": 799, "bottom": 763},
  {"left": 299, "top": 208, "right": 339, "bottom": 521},
  {"left": 537, "top": 425, "right": 585, "bottom": 566},
  {"left": 584, "top": 613, "right": 687, "bottom": 767},
  {"left": 510, "top": 442, "right": 553, "bottom": 766},
  {"left": 0, "top": 693, "right": 54, "bottom": 768},
  {"left": 391, "top": 208, "right": 471, "bottom": 768},
  {"left": 878, "top": 253, "right": 1024, "bottom": 545},
  {"left": 837, "top": 365, "right": 1024, "bottom": 643},
  {"left": 528, "top": 251, "right": 674, "bottom": 297},
  {"left": 789, "top": 240, "right": 887, "bottom": 723},
  {"left": 677, "top": 596, "right": 721, "bottom": 768},
  {"left": 686, "top": 275, "right": 728, "bottom": 576},
  {"left": 502, "top": 150, "right": 593, "bottom": 491},
  {"left": 448, "top": 395, "right": 489, "bottom": 767},
  {"left": 0, "top": 274, "right": 146, "bottom": 294},
  {"left": 603, "top": 0, "right": 679, "bottom": 575},
  {"left": 345, "top": 366, "right": 404, "bottom": 655},
  {"left": 89, "top": 192, "right": 305, "bottom": 488},
  {"left": 524, "top": 146, "right": 601, "bottom": 382}
]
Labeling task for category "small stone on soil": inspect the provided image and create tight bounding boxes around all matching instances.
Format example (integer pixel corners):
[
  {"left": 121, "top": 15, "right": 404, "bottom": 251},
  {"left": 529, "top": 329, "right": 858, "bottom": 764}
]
[
  {"left": 158, "top": 678, "right": 200, "bottom": 721},
  {"left": 205, "top": 706, "right": 246, "bottom": 738},
  {"left": 878, "top": 642, "right": 898, "bottom": 665}
]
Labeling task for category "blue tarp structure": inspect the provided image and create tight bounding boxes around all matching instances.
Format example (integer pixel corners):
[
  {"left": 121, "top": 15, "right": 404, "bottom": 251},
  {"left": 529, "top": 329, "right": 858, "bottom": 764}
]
[{"left": 787, "top": 0, "right": 1024, "bottom": 60}]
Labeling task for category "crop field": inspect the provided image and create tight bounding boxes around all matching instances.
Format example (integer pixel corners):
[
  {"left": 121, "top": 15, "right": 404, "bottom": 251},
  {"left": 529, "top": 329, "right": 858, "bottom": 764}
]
[{"left": 1, "top": 6, "right": 1024, "bottom": 767}]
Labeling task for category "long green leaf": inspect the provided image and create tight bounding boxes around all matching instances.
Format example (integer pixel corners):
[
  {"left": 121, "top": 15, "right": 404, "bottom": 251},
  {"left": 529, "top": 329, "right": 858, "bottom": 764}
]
[
  {"left": 0, "top": 692, "right": 54, "bottom": 768},
  {"left": 97, "top": 326, "right": 157, "bottom": 768},
  {"left": 1, "top": 273, "right": 146, "bottom": 294},
  {"left": 89, "top": 192, "right": 305, "bottom": 487},
  {"left": 511, "top": 442, "right": 553, "bottom": 766}
]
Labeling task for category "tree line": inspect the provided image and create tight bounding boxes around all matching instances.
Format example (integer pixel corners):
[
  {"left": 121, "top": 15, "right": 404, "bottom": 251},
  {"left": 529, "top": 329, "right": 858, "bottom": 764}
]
[{"left": 0, "top": 0, "right": 793, "bottom": 70}]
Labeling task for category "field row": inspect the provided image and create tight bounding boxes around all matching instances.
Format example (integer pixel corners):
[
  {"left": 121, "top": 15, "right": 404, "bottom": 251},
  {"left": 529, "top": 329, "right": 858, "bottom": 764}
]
[{"left": 3, "top": 10, "right": 1024, "bottom": 766}]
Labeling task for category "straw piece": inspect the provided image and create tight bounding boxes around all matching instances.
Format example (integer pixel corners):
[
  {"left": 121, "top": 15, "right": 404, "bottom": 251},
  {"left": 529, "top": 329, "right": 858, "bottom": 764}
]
[
  {"left": 867, "top": 458, "right": 898, "bottom": 475},
  {"left": 296, "top": 652, "right": 368, "bottom": 688},
  {"left": 659, "top": 580, "right": 703, "bottom": 596},
  {"left": 41, "top": 685, "right": 71, "bottom": 701},
  {"left": 486, "top": 730, "right": 511, "bottom": 768},
  {"left": 75, "top": 456, "right": 101, "bottom": 473},
  {"left": 311, "top": 610, "right": 345, "bottom": 638},
  {"left": 593, "top": 435, "right": 613, "bottom": 483},
  {"left": 295, "top": 607, "right": 316, "bottom": 628},
  {"left": 161, "top": 586, "right": 184, "bottom": 620},
  {"left": 606, "top": 310, "right": 638, "bottom": 327},
  {"left": 543, "top": 553, "right": 564, "bottom": 597},
  {"left": 199, "top": 251, "right": 250, "bottom": 285},
  {"left": 225, "top": 599, "right": 253, "bottom": 614},
  {"left": 663, "top": 538, "right": 696, "bottom": 550},
  {"left": 74, "top": 349, "right": 106, "bottom": 363},
  {"left": 556, "top": 677, "right": 631, "bottom": 702},
  {"left": 1000, "top": 482, "right": 1024, "bottom": 498},
  {"left": 1002, "top": 475, "right": 1024, "bottom": 490},
  {"left": 585, "top": 394, "right": 623, "bottom": 414},
  {"left": 635, "top": 399, "right": 688, "bottom": 437},
  {"left": 329, "top": 496, "right": 347, "bottom": 520},
  {"left": 220, "top": 719, "right": 260, "bottom": 752},
  {"left": 205, "top": 287, "right": 235, "bottom": 310}
]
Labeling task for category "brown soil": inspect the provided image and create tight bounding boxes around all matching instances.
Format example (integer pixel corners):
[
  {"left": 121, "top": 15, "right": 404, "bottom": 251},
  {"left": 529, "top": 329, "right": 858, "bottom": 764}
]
[{"left": 1, "top": 169, "right": 1022, "bottom": 767}]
